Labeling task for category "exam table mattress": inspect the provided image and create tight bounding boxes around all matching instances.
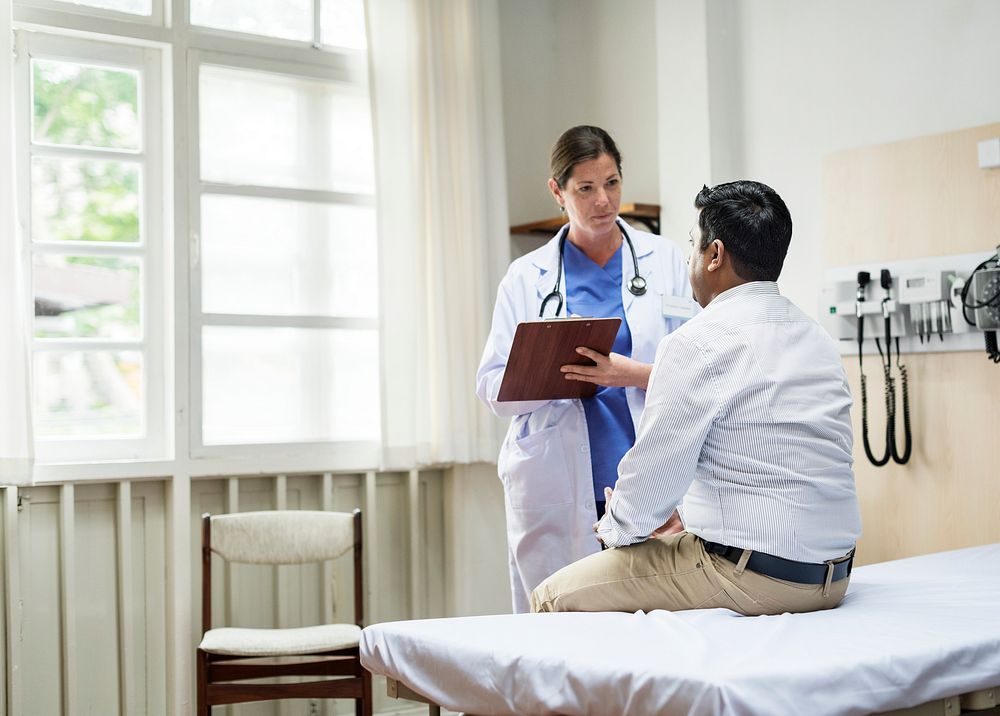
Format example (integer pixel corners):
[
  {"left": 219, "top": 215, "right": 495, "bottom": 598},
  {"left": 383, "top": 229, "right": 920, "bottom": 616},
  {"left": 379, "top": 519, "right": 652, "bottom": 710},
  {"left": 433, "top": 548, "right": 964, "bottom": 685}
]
[{"left": 360, "top": 543, "right": 1000, "bottom": 715}]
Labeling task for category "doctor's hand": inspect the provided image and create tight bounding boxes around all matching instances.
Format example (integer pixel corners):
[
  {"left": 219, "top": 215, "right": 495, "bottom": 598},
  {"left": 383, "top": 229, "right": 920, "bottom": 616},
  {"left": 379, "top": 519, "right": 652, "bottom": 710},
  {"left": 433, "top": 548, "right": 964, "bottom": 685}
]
[{"left": 561, "top": 348, "right": 653, "bottom": 390}]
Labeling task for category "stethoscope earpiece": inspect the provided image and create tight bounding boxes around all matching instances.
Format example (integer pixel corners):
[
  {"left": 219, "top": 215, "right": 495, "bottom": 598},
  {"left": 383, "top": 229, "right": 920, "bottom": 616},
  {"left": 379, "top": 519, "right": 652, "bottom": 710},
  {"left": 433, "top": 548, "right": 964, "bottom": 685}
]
[{"left": 538, "top": 220, "right": 647, "bottom": 317}]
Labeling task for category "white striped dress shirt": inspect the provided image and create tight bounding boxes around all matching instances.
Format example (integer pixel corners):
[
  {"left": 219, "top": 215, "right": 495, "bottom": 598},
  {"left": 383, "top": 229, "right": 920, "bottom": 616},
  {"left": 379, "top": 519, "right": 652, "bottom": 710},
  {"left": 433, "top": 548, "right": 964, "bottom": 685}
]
[{"left": 597, "top": 281, "right": 862, "bottom": 562}]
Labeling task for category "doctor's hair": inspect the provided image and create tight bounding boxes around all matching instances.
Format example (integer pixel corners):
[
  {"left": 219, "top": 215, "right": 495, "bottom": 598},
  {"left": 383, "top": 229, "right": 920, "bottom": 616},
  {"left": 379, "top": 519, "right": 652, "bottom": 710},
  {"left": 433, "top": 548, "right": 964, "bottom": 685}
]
[
  {"left": 550, "top": 125, "right": 623, "bottom": 189},
  {"left": 694, "top": 181, "right": 792, "bottom": 282}
]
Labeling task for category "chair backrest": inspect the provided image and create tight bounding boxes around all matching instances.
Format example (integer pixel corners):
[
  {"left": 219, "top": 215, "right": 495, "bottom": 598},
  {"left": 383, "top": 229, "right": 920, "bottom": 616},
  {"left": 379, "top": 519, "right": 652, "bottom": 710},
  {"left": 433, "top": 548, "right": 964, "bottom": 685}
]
[
  {"left": 201, "top": 509, "right": 364, "bottom": 633},
  {"left": 209, "top": 510, "right": 356, "bottom": 564}
]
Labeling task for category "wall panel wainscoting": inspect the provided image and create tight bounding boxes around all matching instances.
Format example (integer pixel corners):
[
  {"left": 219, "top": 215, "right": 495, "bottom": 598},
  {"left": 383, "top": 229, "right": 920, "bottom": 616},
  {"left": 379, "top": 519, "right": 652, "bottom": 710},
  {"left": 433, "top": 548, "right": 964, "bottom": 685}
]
[{"left": 1, "top": 470, "right": 447, "bottom": 715}]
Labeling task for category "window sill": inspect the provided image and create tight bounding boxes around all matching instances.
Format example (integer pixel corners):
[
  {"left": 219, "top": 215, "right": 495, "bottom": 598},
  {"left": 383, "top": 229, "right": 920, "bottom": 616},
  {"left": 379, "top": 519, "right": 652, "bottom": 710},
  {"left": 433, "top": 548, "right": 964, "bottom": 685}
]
[{"left": 30, "top": 441, "right": 382, "bottom": 484}]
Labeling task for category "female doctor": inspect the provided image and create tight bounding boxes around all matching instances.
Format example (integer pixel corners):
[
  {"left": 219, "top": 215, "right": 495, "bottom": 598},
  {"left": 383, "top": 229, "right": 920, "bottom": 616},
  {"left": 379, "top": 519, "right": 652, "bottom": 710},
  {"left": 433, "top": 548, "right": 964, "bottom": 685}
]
[{"left": 476, "top": 126, "right": 693, "bottom": 613}]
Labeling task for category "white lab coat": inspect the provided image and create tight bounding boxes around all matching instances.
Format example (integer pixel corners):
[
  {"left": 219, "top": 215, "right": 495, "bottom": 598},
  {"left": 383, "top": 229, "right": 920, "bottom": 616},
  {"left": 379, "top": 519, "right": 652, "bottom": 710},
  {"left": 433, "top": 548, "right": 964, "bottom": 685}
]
[{"left": 476, "top": 221, "right": 692, "bottom": 612}]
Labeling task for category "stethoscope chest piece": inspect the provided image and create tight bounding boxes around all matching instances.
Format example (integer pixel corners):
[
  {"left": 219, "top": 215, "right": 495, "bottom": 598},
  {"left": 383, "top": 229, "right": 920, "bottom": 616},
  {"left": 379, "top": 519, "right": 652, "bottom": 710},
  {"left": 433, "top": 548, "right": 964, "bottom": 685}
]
[{"left": 628, "top": 275, "right": 647, "bottom": 296}]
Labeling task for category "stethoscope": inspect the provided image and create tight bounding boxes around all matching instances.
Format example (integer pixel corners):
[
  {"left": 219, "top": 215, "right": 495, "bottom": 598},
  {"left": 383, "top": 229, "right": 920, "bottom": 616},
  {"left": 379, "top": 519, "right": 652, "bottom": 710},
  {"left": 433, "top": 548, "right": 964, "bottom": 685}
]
[{"left": 539, "top": 219, "right": 647, "bottom": 318}]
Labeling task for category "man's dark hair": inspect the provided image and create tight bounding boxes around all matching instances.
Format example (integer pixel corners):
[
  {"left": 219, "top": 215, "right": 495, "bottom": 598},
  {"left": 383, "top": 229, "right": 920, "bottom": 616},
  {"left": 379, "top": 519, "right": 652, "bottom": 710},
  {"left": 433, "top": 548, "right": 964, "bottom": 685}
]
[{"left": 693, "top": 181, "right": 792, "bottom": 282}]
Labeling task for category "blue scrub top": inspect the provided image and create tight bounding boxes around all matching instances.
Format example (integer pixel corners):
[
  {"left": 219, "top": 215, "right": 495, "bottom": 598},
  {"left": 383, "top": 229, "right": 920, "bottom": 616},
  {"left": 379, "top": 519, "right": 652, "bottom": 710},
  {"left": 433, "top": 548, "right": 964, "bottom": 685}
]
[{"left": 564, "top": 239, "right": 636, "bottom": 504}]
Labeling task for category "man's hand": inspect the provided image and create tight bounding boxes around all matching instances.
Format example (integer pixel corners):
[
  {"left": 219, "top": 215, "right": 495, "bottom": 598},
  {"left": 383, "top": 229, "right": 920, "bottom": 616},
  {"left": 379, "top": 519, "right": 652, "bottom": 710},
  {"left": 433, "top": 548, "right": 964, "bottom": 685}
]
[
  {"left": 650, "top": 509, "right": 684, "bottom": 538},
  {"left": 596, "top": 488, "right": 683, "bottom": 546},
  {"left": 562, "top": 348, "right": 653, "bottom": 390}
]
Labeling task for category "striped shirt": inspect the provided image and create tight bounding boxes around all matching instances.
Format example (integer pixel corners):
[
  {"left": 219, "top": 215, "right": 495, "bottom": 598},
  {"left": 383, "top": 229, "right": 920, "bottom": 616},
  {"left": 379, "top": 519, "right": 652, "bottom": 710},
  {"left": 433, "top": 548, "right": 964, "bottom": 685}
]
[{"left": 596, "top": 281, "right": 862, "bottom": 562}]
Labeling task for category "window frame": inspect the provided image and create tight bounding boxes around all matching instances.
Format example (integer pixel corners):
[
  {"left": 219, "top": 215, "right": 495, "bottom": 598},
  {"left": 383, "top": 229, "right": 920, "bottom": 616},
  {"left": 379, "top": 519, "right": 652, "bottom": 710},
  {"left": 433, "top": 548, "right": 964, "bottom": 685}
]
[{"left": 17, "top": 0, "right": 165, "bottom": 29}]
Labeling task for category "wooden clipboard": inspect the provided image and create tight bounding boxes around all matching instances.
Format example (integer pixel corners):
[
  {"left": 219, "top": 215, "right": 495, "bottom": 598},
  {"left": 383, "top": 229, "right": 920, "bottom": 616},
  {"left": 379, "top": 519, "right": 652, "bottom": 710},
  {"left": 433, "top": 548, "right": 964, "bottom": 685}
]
[{"left": 497, "top": 317, "right": 622, "bottom": 401}]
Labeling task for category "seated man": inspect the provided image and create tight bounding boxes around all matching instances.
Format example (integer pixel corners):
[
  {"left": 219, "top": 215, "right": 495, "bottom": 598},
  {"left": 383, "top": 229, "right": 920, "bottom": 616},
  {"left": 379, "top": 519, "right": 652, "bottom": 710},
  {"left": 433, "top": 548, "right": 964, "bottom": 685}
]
[{"left": 531, "top": 180, "right": 861, "bottom": 617}]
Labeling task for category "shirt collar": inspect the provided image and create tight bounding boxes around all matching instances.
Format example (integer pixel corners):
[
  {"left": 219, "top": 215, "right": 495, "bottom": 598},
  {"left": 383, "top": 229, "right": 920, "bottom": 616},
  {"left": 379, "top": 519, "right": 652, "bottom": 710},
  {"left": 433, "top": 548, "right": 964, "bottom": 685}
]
[{"left": 707, "top": 281, "right": 780, "bottom": 309}]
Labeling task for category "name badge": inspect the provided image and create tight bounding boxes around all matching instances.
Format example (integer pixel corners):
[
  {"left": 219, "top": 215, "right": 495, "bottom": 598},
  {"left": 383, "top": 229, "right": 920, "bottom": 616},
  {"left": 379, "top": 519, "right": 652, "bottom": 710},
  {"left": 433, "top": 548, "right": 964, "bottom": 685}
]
[{"left": 662, "top": 294, "right": 697, "bottom": 319}]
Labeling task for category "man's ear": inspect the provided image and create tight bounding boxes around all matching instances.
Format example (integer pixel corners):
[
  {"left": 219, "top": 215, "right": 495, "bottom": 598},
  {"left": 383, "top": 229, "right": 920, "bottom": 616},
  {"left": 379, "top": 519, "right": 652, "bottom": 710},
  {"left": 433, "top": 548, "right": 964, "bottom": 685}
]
[
  {"left": 706, "top": 239, "right": 725, "bottom": 272},
  {"left": 547, "top": 178, "right": 564, "bottom": 209}
]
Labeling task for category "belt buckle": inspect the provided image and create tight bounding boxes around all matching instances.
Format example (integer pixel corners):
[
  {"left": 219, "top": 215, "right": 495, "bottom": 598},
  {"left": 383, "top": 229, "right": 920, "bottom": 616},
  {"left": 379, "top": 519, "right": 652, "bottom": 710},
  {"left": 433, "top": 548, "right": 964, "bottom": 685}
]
[{"left": 823, "top": 549, "right": 855, "bottom": 595}]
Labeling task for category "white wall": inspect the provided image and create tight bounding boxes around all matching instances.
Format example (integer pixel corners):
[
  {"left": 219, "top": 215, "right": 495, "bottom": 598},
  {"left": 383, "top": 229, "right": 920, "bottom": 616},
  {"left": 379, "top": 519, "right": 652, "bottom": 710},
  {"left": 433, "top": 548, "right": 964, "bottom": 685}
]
[
  {"left": 658, "top": 0, "right": 1000, "bottom": 314},
  {"left": 498, "top": 0, "right": 661, "bottom": 227},
  {"left": 655, "top": 0, "right": 713, "bottom": 248}
]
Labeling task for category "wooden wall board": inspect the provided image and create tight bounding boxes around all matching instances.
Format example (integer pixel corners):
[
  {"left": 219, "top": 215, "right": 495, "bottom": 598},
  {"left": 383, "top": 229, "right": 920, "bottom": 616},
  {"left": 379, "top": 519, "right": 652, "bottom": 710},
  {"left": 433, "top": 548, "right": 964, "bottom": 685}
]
[
  {"left": 823, "top": 122, "right": 1000, "bottom": 263},
  {"left": 823, "top": 123, "right": 1000, "bottom": 566}
]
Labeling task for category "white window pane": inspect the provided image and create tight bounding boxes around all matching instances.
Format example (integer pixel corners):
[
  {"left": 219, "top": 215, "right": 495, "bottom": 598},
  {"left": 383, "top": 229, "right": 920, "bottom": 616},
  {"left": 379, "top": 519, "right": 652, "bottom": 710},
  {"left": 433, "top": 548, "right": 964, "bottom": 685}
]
[
  {"left": 191, "top": 0, "right": 312, "bottom": 42},
  {"left": 199, "top": 65, "right": 375, "bottom": 193},
  {"left": 202, "top": 327, "right": 380, "bottom": 445},
  {"left": 34, "top": 255, "right": 141, "bottom": 339},
  {"left": 55, "top": 0, "right": 152, "bottom": 15},
  {"left": 34, "top": 351, "right": 143, "bottom": 438},
  {"left": 32, "top": 59, "right": 140, "bottom": 151},
  {"left": 201, "top": 195, "right": 377, "bottom": 318},
  {"left": 320, "top": 0, "right": 367, "bottom": 49},
  {"left": 31, "top": 157, "right": 141, "bottom": 244}
]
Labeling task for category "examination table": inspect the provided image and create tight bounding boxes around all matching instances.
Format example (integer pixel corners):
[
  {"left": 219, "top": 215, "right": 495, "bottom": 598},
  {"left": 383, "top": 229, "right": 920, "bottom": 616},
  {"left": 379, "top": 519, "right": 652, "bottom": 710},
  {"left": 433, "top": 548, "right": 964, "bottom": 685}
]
[{"left": 361, "top": 542, "right": 1000, "bottom": 715}]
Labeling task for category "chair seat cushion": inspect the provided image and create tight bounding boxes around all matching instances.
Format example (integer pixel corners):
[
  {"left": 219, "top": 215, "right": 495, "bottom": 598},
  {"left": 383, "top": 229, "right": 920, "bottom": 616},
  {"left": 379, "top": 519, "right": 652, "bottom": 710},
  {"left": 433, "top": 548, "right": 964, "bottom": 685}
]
[{"left": 199, "top": 623, "right": 362, "bottom": 656}]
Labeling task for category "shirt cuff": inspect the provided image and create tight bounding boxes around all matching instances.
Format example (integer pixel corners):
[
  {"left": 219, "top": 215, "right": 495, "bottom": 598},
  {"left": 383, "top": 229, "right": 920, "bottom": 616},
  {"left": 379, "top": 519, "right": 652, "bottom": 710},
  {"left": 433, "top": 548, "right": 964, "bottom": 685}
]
[{"left": 596, "top": 512, "right": 631, "bottom": 549}]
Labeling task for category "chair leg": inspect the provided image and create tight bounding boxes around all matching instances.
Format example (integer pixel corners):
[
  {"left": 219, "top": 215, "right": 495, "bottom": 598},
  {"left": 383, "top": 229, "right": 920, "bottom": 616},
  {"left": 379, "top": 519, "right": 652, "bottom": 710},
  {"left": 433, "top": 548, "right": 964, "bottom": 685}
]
[
  {"left": 357, "top": 666, "right": 373, "bottom": 716},
  {"left": 196, "top": 649, "right": 210, "bottom": 716}
]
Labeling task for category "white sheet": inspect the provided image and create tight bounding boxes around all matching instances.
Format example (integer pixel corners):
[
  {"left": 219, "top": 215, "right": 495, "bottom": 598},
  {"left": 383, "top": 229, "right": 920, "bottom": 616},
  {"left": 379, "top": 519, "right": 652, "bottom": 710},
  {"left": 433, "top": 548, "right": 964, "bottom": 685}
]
[{"left": 361, "top": 543, "right": 1000, "bottom": 715}]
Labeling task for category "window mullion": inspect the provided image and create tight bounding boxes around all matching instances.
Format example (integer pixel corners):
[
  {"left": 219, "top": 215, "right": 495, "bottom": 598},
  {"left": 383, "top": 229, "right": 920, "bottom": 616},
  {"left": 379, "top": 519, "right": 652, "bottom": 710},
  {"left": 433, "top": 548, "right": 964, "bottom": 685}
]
[
  {"left": 30, "top": 143, "right": 145, "bottom": 163},
  {"left": 33, "top": 340, "right": 146, "bottom": 351},
  {"left": 31, "top": 242, "right": 146, "bottom": 256},
  {"left": 201, "top": 314, "right": 378, "bottom": 330},
  {"left": 312, "top": 0, "right": 321, "bottom": 49},
  {"left": 200, "top": 182, "right": 373, "bottom": 207}
]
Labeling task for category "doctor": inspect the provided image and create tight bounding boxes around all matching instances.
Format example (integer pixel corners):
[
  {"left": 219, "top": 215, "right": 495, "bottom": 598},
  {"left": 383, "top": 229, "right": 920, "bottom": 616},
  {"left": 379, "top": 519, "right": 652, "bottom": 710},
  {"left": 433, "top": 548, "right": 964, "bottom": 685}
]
[{"left": 476, "top": 125, "right": 693, "bottom": 613}]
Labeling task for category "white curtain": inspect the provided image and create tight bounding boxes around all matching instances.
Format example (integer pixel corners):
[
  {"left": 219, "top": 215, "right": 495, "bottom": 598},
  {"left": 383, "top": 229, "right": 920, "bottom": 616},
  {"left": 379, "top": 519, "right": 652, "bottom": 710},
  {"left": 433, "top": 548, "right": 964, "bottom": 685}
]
[
  {"left": 366, "top": 0, "right": 510, "bottom": 468},
  {"left": 0, "top": 4, "right": 34, "bottom": 487}
]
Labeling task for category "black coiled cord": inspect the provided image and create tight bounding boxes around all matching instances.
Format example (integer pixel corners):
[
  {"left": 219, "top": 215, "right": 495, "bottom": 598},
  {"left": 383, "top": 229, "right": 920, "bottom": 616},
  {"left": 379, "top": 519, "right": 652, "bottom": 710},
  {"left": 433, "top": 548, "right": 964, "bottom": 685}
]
[
  {"left": 859, "top": 318, "right": 911, "bottom": 467},
  {"left": 986, "top": 331, "right": 1000, "bottom": 363},
  {"left": 859, "top": 372, "right": 891, "bottom": 467},
  {"left": 893, "top": 337, "right": 912, "bottom": 465}
]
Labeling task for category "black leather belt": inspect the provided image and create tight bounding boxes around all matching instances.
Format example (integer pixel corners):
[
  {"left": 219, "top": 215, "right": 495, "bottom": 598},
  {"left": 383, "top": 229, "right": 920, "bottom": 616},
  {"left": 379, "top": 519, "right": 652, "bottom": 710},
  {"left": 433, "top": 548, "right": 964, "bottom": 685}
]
[{"left": 700, "top": 538, "right": 853, "bottom": 585}]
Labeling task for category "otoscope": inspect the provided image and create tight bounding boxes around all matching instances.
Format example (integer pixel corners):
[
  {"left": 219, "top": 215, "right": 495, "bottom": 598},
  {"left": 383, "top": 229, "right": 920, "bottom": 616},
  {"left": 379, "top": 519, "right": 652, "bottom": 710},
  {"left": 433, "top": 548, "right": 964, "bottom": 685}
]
[{"left": 858, "top": 270, "right": 912, "bottom": 467}]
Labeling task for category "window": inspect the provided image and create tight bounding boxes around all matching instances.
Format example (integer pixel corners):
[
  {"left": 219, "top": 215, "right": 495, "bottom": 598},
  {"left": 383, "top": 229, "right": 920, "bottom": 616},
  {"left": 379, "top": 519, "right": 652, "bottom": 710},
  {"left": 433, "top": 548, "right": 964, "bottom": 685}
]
[
  {"left": 192, "top": 59, "right": 379, "bottom": 451},
  {"left": 12, "top": 0, "right": 377, "bottom": 469},
  {"left": 17, "top": 33, "right": 166, "bottom": 462}
]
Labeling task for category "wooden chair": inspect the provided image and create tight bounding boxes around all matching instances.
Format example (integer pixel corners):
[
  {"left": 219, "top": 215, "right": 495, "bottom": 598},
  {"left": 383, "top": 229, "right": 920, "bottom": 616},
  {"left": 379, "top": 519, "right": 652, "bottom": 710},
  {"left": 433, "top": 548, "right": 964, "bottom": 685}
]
[{"left": 196, "top": 509, "right": 372, "bottom": 715}]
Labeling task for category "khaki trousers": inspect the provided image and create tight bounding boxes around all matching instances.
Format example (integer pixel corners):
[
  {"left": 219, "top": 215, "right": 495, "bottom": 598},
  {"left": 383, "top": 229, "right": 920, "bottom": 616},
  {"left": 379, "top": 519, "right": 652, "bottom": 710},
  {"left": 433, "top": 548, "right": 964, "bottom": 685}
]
[{"left": 530, "top": 531, "right": 849, "bottom": 616}]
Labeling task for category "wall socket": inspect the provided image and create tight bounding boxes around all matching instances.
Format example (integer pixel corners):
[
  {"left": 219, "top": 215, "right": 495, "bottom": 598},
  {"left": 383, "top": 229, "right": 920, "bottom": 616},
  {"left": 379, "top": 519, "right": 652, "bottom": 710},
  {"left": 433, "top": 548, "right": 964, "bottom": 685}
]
[{"left": 978, "top": 137, "right": 1000, "bottom": 169}]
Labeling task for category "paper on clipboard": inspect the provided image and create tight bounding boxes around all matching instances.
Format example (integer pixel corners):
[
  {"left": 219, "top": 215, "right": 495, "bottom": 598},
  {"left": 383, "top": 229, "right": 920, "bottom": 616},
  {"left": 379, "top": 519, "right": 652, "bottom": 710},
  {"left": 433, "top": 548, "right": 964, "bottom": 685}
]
[{"left": 497, "top": 317, "right": 622, "bottom": 401}]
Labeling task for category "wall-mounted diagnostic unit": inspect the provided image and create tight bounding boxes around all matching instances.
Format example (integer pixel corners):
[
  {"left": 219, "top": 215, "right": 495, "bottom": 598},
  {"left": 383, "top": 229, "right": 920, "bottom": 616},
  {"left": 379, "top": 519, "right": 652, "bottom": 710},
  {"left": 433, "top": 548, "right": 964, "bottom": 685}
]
[
  {"left": 820, "top": 248, "right": 1000, "bottom": 467},
  {"left": 820, "top": 249, "right": 1000, "bottom": 360}
]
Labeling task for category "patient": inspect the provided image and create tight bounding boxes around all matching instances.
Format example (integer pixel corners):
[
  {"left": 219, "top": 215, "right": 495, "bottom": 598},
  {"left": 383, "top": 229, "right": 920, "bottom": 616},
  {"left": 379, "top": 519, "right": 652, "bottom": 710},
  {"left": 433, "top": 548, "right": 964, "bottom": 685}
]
[{"left": 531, "top": 180, "right": 861, "bottom": 616}]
